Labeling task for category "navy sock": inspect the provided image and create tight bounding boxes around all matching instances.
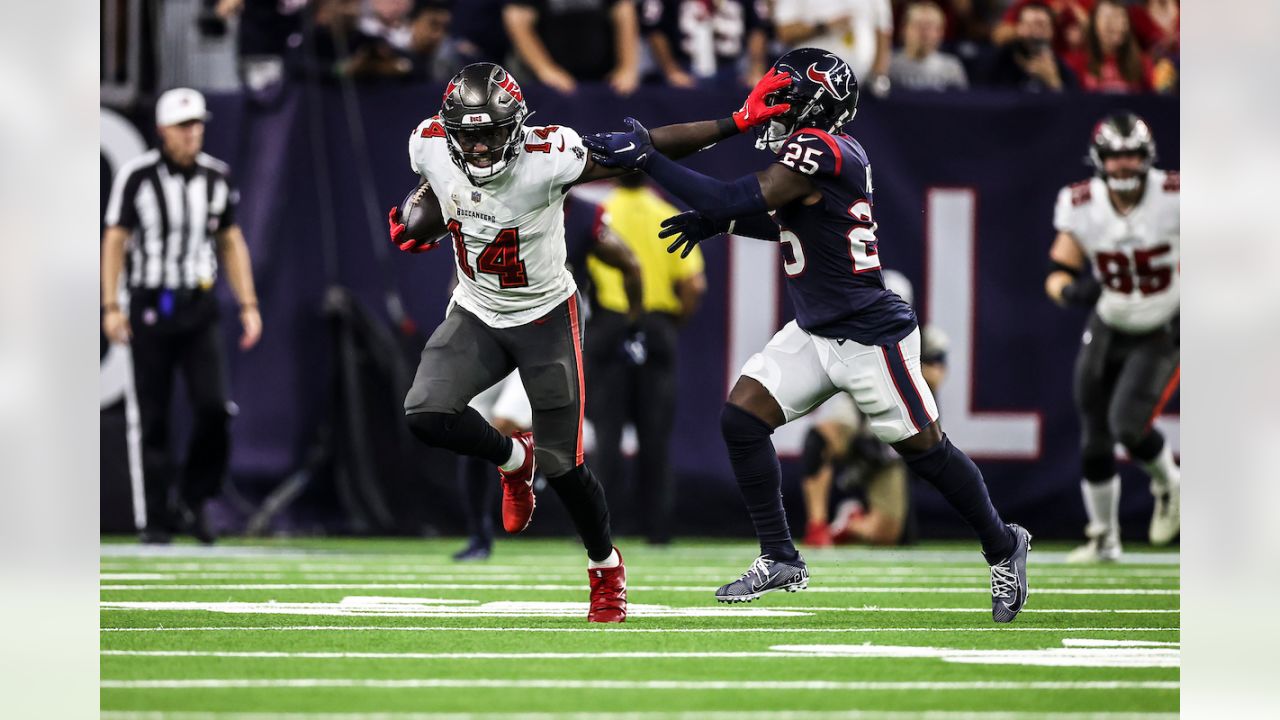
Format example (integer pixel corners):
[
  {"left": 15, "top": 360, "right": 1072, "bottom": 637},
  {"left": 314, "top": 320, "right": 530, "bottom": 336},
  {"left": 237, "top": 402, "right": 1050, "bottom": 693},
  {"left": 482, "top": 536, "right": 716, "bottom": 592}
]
[
  {"left": 903, "top": 434, "right": 1014, "bottom": 562},
  {"left": 546, "top": 464, "right": 614, "bottom": 562},
  {"left": 1128, "top": 430, "right": 1164, "bottom": 464},
  {"left": 460, "top": 456, "right": 495, "bottom": 546},
  {"left": 721, "top": 404, "right": 798, "bottom": 563}
]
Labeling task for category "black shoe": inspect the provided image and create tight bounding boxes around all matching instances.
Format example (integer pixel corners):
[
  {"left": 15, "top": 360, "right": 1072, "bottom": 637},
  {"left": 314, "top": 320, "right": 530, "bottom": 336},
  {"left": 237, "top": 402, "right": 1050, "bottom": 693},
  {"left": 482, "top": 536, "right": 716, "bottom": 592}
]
[
  {"left": 177, "top": 500, "right": 216, "bottom": 545},
  {"left": 452, "top": 538, "right": 492, "bottom": 562},
  {"left": 138, "top": 528, "right": 172, "bottom": 545}
]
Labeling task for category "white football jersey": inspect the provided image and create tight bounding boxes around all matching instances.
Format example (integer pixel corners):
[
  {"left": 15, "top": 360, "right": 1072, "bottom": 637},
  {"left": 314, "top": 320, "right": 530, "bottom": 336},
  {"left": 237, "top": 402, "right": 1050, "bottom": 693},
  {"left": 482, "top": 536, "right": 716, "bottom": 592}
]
[
  {"left": 408, "top": 118, "right": 588, "bottom": 328},
  {"left": 1054, "top": 168, "right": 1180, "bottom": 333}
]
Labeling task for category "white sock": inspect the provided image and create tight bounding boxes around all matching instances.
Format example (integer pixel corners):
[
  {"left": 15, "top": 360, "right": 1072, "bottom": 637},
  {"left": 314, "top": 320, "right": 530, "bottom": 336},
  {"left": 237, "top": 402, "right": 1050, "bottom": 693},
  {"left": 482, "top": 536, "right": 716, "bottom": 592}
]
[
  {"left": 499, "top": 438, "right": 526, "bottom": 472},
  {"left": 1143, "top": 443, "right": 1180, "bottom": 490},
  {"left": 1081, "top": 475, "right": 1121, "bottom": 536},
  {"left": 588, "top": 548, "right": 620, "bottom": 569}
]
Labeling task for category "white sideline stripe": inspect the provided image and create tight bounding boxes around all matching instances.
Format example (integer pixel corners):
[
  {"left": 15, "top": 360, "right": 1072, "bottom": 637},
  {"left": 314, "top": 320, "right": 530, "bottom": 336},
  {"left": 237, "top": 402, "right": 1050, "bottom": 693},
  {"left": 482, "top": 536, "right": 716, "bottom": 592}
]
[
  {"left": 101, "top": 625, "right": 1181, "bottom": 634},
  {"left": 97, "top": 579, "right": 1177, "bottom": 591},
  {"left": 770, "top": 607, "right": 1178, "bottom": 614},
  {"left": 100, "top": 678, "right": 1178, "bottom": 691},
  {"left": 98, "top": 563, "right": 1180, "bottom": 578},
  {"left": 100, "top": 603, "right": 1179, "bottom": 615},
  {"left": 91, "top": 650, "right": 977, "bottom": 660},
  {"left": 98, "top": 572, "right": 1179, "bottom": 587},
  {"left": 99, "top": 713, "right": 1181, "bottom": 720},
  {"left": 100, "top": 647, "right": 1179, "bottom": 666}
]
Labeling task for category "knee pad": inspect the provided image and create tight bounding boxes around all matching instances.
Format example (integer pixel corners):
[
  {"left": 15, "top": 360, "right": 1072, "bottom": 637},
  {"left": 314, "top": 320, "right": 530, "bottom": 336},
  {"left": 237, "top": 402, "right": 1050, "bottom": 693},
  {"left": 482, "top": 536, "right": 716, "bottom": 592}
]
[
  {"left": 801, "top": 428, "right": 828, "bottom": 476},
  {"left": 901, "top": 434, "right": 952, "bottom": 477},
  {"left": 1081, "top": 452, "right": 1116, "bottom": 483},
  {"left": 404, "top": 411, "right": 458, "bottom": 445},
  {"left": 720, "top": 403, "right": 773, "bottom": 449},
  {"left": 1124, "top": 429, "right": 1164, "bottom": 464}
]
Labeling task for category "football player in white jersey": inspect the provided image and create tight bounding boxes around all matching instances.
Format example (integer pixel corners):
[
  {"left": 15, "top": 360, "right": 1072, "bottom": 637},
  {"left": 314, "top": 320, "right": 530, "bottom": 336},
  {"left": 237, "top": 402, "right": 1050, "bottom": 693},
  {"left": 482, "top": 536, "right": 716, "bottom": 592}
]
[
  {"left": 390, "top": 62, "right": 792, "bottom": 620},
  {"left": 1045, "top": 112, "right": 1181, "bottom": 562}
]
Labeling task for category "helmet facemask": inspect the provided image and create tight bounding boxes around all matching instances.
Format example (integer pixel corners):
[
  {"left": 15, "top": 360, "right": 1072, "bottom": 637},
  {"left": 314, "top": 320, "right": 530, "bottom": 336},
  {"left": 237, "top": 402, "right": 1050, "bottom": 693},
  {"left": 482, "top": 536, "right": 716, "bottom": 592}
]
[
  {"left": 1088, "top": 114, "right": 1157, "bottom": 195},
  {"left": 445, "top": 109, "right": 526, "bottom": 185}
]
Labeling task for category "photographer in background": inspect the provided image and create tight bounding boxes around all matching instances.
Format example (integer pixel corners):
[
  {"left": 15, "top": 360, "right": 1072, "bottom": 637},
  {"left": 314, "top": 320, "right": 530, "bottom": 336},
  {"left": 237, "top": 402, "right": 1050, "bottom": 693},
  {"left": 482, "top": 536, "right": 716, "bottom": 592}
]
[{"left": 984, "top": 1, "right": 1078, "bottom": 92}]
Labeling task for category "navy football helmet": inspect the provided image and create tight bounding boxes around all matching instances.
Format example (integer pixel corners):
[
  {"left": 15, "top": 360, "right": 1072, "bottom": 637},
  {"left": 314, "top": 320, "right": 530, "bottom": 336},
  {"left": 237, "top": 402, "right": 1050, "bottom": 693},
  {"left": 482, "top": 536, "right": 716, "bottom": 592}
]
[
  {"left": 1087, "top": 112, "right": 1157, "bottom": 193},
  {"left": 754, "top": 48, "right": 860, "bottom": 152}
]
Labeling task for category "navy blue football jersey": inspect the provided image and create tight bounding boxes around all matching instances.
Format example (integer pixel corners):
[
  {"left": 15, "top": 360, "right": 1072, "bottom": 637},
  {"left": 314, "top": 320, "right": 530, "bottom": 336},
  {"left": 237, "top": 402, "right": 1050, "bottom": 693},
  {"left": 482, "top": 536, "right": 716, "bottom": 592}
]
[
  {"left": 771, "top": 128, "right": 917, "bottom": 346},
  {"left": 562, "top": 194, "right": 604, "bottom": 283}
]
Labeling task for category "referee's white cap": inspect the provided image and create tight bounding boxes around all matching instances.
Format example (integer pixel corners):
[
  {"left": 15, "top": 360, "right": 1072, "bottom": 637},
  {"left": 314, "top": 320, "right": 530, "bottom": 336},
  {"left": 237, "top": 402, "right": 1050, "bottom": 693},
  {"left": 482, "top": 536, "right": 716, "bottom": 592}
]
[{"left": 156, "top": 88, "right": 211, "bottom": 127}]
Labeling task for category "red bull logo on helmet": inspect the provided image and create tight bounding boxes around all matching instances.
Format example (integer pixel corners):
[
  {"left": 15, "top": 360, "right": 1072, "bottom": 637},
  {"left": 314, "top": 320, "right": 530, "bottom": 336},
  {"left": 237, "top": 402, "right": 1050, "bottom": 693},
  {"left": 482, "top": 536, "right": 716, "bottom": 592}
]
[{"left": 805, "top": 59, "right": 853, "bottom": 101}]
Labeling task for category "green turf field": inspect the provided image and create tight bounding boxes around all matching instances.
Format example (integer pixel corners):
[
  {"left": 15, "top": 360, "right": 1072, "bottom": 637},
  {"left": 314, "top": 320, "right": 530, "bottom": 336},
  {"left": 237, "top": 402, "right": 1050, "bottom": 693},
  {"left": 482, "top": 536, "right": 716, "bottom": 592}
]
[{"left": 100, "top": 537, "right": 1179, "bottom": 718}]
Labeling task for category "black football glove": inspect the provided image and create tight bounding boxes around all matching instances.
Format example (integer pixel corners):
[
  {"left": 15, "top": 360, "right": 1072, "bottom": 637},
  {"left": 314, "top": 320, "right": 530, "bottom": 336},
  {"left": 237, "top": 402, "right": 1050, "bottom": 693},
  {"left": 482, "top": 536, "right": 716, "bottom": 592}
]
[
  {"left": 1060, "top": 272, "right": 1102, "bottom": 307},
  {"left": 658, "top": 211, "right": 729, "bottom": 259}
]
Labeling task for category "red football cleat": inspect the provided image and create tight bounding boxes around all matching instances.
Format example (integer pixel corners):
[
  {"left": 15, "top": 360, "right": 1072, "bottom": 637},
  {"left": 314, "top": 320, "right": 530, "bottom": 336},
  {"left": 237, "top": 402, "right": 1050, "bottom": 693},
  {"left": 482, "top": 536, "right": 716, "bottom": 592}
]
[
  {"left": 499, "top": 431, "right": 536, "bottom": 534},
  {"left": 587, "top": 546, "right": 627, "bottom": 623},
  {"left": 803, "top": 520, "right": 833, "bottom": 548}
]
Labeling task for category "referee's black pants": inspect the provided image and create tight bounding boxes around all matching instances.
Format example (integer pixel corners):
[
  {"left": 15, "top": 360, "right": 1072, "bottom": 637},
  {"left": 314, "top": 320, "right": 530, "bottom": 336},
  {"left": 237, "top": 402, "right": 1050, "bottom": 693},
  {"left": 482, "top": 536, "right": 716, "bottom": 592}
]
[
  {"left": 585, "top": 309, "right": 679, "bottom": 544},
  {"left": 129, "top": 290, "right": 231, "bottom": 530}
]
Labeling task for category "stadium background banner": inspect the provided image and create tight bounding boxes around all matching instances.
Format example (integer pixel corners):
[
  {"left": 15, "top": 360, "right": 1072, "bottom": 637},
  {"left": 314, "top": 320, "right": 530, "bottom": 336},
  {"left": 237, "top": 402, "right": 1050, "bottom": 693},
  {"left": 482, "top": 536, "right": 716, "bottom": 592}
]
[{"left": 100, "top": 85, "right": 1178, "bottom": 540}]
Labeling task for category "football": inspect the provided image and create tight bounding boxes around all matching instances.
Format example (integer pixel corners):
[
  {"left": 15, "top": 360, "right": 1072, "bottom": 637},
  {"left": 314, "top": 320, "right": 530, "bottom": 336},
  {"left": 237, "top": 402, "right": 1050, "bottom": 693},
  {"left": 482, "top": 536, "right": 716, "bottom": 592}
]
[{"left": 397, "top": 180, "right": 445, "bottom": 244}]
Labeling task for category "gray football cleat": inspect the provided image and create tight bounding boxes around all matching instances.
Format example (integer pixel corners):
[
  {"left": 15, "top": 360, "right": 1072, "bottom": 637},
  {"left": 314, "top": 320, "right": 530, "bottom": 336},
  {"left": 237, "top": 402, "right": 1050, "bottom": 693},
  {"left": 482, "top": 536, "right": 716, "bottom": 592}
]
[
  {"left": 1148, "top": 481, "right": 1180, "bottom": 546},
  {"left": 990, "top": 524, "right": 1032, "bottom": 623},
  {"left": 715, "top": 555, "right": 809, "bottom": 603}
]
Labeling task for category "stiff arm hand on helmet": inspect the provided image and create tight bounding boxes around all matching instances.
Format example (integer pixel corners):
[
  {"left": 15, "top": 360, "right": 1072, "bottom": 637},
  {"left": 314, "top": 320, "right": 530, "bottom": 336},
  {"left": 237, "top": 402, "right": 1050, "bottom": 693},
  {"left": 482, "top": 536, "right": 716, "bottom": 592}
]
[{"left": 583, "top": 50, "right": 858, "bottom": 235}]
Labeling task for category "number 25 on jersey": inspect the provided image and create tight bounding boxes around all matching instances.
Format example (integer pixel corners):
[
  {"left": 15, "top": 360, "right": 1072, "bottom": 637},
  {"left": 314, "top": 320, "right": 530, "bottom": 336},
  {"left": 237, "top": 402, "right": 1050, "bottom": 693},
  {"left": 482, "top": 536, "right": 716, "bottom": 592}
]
[{"left": 780, "top": 199, "right": 881, "bottom": 277}]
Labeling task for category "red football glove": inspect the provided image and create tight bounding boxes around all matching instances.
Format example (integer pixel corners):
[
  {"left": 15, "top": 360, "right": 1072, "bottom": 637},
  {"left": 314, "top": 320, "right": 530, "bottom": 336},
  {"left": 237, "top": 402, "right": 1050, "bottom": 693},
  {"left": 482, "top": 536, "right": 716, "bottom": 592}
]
[
  {"left": 732, "top": 68, "right": 793, "bottom": 132},
  {"left": 388, "top": 206, "right": 438, "bottom": 254}
]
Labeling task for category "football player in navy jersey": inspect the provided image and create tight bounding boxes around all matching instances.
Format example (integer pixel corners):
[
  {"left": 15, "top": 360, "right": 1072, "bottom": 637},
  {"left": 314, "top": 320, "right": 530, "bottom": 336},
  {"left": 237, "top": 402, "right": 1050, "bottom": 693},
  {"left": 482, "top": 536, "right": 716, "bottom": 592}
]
[{"left": 585, "top": 48, "right": 1032, "bottom": 623}]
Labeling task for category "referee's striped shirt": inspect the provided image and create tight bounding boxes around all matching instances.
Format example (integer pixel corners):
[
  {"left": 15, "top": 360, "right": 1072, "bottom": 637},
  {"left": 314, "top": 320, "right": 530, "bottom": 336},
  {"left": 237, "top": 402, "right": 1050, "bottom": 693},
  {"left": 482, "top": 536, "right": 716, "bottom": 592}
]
[{"left": 104, "top": 149, "right": 239, "bottom": 290}]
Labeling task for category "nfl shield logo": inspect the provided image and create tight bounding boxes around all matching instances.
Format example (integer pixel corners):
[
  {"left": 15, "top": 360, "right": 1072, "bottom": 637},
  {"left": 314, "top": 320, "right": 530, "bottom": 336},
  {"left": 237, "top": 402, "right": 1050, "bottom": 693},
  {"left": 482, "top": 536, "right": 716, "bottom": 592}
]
[{"left": 471, "top": 190, "right": 482, "bottom": 204}]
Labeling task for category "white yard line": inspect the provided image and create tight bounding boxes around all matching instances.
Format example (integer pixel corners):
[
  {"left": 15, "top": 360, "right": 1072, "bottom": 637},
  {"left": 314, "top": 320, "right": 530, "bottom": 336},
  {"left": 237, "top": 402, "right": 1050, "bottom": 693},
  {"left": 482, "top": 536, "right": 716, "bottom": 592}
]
[
  {"left": 98, "top": 572, "right": 1179, "bottom": 587},
  {"left": 99, "top": 602, "right": 1179, "bottom": 615},
  {"left": 98, "top": 563, "right": 1181, "bottom": 578},
  {"left": 97, "top": 579, "right": 1177, "bottom": 591},
  {"left": 99, "top": 678, "right": 1179, "bottom": 691},
  {"left": 100, "top": 647, "right": 1180, "bottom": 667},
  {"left": 100, "top": 625, "right": 1181, "bottom": 634}
]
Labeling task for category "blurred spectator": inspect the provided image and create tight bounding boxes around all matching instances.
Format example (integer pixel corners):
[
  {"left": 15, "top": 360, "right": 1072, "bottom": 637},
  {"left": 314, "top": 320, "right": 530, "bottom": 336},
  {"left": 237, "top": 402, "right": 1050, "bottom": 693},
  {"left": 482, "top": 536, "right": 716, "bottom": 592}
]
[
  {"left": 449, "top": 0, "right": 514, "bottom": 67},
  {"left": 639, "top": 0, "right": 769, "bottom": 88},
  {"left": 773, "top": 0, "right": 893, "bottom": 96},
  {"left": 983, "top": 1, "right": 1078, "bottom": 92},
  {"left": 359, "top": 0, "right": 416, "bottom": 50},
  {"left": 1064, "top": 0, "right": 1152, "bottom": 93},
  {"left": 992, "top": 0, "right": 1092, "bottom": 56},
  {"left": 213, "top": 0, "right": 309, "bottom": 90},
  {"left": 287, "top": 0, "right": 414, "bottom": 81},
  {"left": 1128, "top": 0, "right": 1178, "bottom": 55},
  {"left": 888, "top": 1, "right": 968, "bottom": 91},
  {"left": 1128, "top": 0, "right": 1177, "bottom": 93},
  {"left": 504, "top": 0, "right": 641, "bottom": 94},
  {"left": 407, "top": 0, "right": 456, "bottom": 81}
]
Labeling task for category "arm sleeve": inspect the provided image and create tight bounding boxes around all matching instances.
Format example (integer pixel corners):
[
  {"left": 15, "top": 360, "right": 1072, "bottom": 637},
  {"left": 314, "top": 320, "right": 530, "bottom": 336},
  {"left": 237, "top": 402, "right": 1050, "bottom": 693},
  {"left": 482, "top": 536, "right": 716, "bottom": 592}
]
[
  {"left": 219, "top": 182, "right": 240, "bottom": 227},
  {"left": 103, "top": 166, "right": 139, "bottom": 229},
  {"left": 645, "top": 152, "right": 769, "bottom": 223},
  {"left": 1052, "top": 186, "right": 1076, "bottom": 234},
  {"left": 728, "top": 212, "right": 781, "bottom": 241}
]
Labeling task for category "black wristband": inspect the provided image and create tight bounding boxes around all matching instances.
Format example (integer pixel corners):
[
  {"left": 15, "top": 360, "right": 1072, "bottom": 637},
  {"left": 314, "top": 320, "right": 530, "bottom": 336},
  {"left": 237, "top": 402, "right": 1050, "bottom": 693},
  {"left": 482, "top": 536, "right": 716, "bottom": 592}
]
[
  {"left": 1048, "top": 260, "right": 1080, "bottom": 278},
  {"left": 716, "top": 116, "right": 739, "bottom": 138}
]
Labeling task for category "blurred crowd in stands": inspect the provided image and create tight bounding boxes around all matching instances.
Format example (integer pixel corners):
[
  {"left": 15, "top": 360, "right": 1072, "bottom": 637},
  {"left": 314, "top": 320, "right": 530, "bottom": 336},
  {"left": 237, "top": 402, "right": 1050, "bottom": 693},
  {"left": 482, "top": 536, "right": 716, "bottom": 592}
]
[{"left": 198, "top": 0, "right": 1177, "bottom": 95}]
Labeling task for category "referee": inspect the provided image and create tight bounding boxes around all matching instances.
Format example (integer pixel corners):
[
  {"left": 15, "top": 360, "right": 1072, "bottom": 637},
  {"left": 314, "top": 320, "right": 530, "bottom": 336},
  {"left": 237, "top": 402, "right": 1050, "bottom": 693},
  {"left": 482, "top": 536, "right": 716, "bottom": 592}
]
[{"left": 101, "top": 88, "right": 262, "bottom": 545}]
